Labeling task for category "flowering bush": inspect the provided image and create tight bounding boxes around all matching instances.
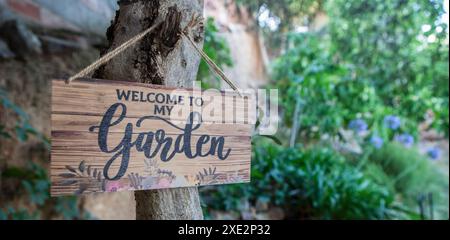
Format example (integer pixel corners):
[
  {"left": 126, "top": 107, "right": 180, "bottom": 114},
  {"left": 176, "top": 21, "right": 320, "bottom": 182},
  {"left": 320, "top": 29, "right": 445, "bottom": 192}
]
[
  {"left": 394, "top": 134, "right": 415, "bottom": 148},
  {"left": 349, "top": 119, "right": 368, "bottom": 134},
  {"left": 384, "top": 115, "right": 402, "bottom": 131},
  {"left": 267, "top": 0, "right": 449, "bottom": 220},
  {"left": 370, "top": 136, "right": 384, "bottom": 149},
  {"left": 427, "top": 147, "right": 442, "bottom": 160},
  {"left": 204, "top": 0, "right": 448, "bottom": 220}
]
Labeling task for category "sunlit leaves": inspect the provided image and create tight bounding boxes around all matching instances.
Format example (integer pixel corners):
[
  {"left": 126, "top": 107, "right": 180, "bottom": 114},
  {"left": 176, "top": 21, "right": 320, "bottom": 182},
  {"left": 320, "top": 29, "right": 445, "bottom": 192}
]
[
  {"left": 326, "top": 0, "right": 449, "bottom": 135},
  {"left": 197, "top": 17, "right": 233, "bottom": 90}
]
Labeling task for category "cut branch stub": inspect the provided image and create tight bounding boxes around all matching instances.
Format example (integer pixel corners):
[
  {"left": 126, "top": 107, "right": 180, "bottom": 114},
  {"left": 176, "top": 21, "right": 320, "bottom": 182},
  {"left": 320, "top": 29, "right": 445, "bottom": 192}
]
[{"left": 158, "top": 6, "right": 183, "bottom": 54}]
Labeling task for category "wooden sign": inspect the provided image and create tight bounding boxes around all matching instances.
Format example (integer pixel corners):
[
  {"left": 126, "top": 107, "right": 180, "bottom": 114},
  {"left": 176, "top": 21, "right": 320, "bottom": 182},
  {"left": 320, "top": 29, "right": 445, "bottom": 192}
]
[{"left": 51, "top": 78, "right": 254, "bottom": 196}]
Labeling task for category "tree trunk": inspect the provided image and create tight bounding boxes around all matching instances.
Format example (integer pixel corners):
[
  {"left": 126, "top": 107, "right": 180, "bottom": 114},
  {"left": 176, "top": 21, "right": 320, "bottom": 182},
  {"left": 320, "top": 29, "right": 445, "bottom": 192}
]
[{"left": 93, "top": 0, "right": 204, "bottom": 220}]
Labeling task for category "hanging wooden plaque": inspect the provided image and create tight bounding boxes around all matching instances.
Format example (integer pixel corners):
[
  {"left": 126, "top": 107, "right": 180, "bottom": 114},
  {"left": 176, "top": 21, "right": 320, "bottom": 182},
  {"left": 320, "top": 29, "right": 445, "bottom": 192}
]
[{"left": 51, "top": 78, "right": 254, "bottom": 196}]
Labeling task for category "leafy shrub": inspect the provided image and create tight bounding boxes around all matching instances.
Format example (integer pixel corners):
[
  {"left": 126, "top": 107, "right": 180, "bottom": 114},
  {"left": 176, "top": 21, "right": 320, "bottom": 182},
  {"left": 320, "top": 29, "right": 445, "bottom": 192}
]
[
  {"left": 327, "top": 0, "right": 449, "bottom": 136},
  {"left": 201, "top": 0, "right": 449, "bottom": 220},
  {"left": 203, "top": 143, "right": 400, "bottom": 220},
  {"left": 0, "top": 163, "right": 89, "bottom": 220},
  {"left": 273, "top": 0, "right": 449, "bottom": 140},
  {"left": 368, "top": 142, "right": 449, "bottom": 219},
  {"left": 0, "top": 89, "right": 89, "bottom": 220},
  {"left": 273, "top": 33, "right": 348, "bottom": 139}
]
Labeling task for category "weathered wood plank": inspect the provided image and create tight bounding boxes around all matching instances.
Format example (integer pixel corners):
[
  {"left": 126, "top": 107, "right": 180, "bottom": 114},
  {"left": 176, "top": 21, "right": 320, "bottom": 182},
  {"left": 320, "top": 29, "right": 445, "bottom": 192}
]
[
  {"left": 52, "top": 114, "right": 252, "bottom": 136},
  {"left": 51, "top": 78, "right": 253, "bottom": 196},
  {"left": 52, "top": 79, "right": 255, "bottom": 124}
]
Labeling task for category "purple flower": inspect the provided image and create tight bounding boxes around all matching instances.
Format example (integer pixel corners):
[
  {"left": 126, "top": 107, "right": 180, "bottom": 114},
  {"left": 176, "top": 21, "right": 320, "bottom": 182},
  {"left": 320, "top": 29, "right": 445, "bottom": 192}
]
[
  {"left": 349, "top": 119, "right": 368, "bottom": 133},
  {"left": 427, "top": 147, "right": 441, "bottom": 160},
  {"left": 370, "top": 136, "right": 384, "bottom": 149},
  {"left": 384, "top": 115, "right": 401, "bottom": 130},
  {"left": 395, "top": 134, "right": 415, "bottom": 148}
]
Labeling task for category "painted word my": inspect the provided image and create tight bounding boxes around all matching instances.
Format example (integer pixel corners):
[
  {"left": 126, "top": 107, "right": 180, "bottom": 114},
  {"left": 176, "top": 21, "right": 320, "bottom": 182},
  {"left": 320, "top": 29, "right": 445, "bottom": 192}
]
[{"left": 89, "top": 103, "right": 231, "bottom": 181}]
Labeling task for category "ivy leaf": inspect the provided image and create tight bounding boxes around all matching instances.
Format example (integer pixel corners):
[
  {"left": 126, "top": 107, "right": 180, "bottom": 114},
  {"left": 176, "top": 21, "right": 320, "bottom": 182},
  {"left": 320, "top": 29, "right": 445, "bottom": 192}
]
[{"left": 15, "top": 127, "right": 28, "bottom": 142}]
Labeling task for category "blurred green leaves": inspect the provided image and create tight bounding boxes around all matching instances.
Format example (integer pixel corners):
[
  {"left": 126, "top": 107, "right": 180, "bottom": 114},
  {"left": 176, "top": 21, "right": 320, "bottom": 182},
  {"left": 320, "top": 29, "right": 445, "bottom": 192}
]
[
  {"left": 0, "top": 88, "right": 50, "bottom": 146},
  {"left": 0, "top": 163, "right": 86, "bottom": 220},
  {"left": 0, "top": 89, "right": 84, "bottom": 220},
  {"left": 273, "top": 0, "right": 449, "bottom": 140},
  {"left": 369, "top": 142, "right": 449, "bottom": 219},
  {"left": 201, "top": 0, "right": 448, "bottom": 220},
  {"left": 203, "top": 143, "right": 400, "bottom": 219},
  {"left": 327, "top": 0, "right": 449, "bottom": 136},
  {"left": 273, "top": 33, "right": 349, "bottom": 138},
  {"left": 197, "top": 17, "right": 233, "bottom": 90}
]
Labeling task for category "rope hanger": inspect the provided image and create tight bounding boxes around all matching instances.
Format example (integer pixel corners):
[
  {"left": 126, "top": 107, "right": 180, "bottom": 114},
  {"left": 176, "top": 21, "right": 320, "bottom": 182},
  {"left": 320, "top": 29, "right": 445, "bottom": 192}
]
[
  {"left": 67, "top": 21, "right": 163, "bottom": 84},
  {"left": 67, "top": 15, "right": 240, "bottom": 94}
]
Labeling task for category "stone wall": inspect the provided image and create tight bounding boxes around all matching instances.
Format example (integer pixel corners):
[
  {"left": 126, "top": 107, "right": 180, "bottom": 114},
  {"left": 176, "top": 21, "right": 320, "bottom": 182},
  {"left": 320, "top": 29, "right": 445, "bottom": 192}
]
[
  {"left": 204, "top": 0, "right": 268, "bottom": 88},
  {"left": 0, "top": 0, "right": 117, "bottom": 36}
]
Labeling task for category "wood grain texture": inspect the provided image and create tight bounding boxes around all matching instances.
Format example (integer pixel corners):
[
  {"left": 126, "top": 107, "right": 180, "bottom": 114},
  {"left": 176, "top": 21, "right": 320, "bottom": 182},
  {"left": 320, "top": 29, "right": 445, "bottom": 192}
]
[{"left": 50, "top": 78, "right": 253, "bottom": 197}]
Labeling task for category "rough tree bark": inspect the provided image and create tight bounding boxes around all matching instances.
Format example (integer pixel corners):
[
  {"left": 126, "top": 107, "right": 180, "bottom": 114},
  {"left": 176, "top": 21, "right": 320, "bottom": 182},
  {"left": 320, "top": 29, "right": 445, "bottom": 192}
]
[{"left": 93, "top": 0, "right": 204, "bottom": 220}]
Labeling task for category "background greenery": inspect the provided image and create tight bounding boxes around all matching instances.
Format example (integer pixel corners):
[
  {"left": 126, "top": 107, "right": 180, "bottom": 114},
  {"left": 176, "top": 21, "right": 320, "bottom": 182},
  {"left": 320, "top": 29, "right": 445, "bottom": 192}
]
[
  {"left": 0, "top": 89, "right": 90, "bottom": 220},
  {"left": 200, "top": 0, "right": 449, "bottom": 220}
]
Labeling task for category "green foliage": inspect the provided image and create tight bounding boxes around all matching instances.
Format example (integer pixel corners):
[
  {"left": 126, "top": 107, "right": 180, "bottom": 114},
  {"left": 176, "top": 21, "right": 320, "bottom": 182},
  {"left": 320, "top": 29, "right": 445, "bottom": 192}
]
[
  {"left": 21, "top": 163, "right": 51, "bottom": 206},
  {"left": 0, "top": 163, "right": 88, "bottom": 220},
  {"left": 273, "top": 33, "right": 348, "bottom": 138},
  {"left": 272, "top": 32, "right": 419, "bottom": 140},
  {"left": 0, "top": 89, "right": 49, "bottom": 145},
  {"left": 327, "top": 0, "right": 449, "bottom": 136},
  {"left": 197, "top": 17, "right": 233, "bottom": 89},
  {"left": 203, "top": 143, "right": 401, "bottom": 220},
  {"left": 0, "top": 207, "right": 37, "bottom": 220},
  {"left": 0, "top": 89, "right": 87, "bottom": 220},
  {"left": 236, "top": 0, "right": 321, "bottom": 29},
  {"left": 235, "top": 0, "right": 323, "bottom": 52},
  {"left": 273, "top": 0, "right": 449, "bottom": 140},
  {"left": 430, "top": 97, "right": 449, "bottom": 138},
  {"left": 202, "top": 0, "right": 448, "bottom": 220},
  {"left": 368, "top": 142, "right": 449, "bottom": 219}
]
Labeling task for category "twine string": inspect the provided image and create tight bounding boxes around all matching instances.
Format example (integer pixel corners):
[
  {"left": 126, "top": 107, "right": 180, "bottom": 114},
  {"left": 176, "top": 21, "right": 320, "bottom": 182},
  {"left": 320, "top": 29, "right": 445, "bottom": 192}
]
[
  {"left": 67, "top": 21, "right": 163, "bottom": 83},
  {"left": 180, "top": 31, "right": 240, "bottom": 94},
  {"left": 67, "top": 18, "right": 241, "bottom": 96}
]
